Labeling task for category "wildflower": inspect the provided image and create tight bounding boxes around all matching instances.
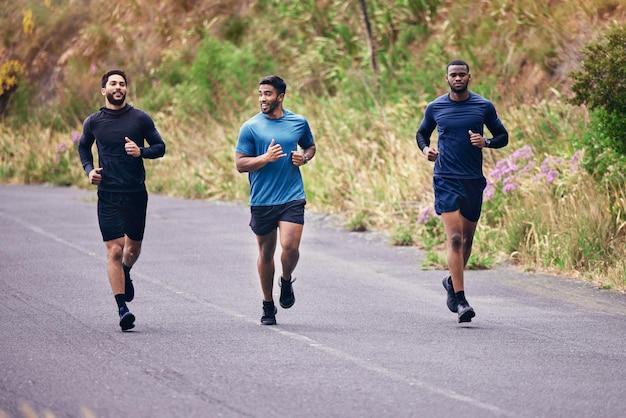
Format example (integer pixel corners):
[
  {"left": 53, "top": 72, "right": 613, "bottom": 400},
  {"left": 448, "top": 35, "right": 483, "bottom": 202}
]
[
  {"left": 544, "top": 169, "right": 559, "bottom": 184},
  {"left": 502, "top": 177, "right": 519, "bottom": 193},
  {"left": 416, "top": 206, "right": 434, "bottom": 224},
  {"left": 510, "top": 145, "right": 534, "bottom": 162},
  {"left": 90, "top": 64, "right": 97, "bottom": 74},
  {"left": 57, "top": 142, "right": 67, "bottom": 152},
  {"left": 569, "top": 151, "right": 581, "bottom": 173},
  {"left": 71, "top": 132, "right": 79, "bottom": 144},
  {"left": 483, "top": 183, "right": 496, "bottom": 201}
]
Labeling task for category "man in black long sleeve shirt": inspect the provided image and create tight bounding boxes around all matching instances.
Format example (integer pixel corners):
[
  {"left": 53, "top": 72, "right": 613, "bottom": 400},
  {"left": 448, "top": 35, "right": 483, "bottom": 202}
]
[{"left": 78, "top": 69, "right": 165, "bottom": 331}]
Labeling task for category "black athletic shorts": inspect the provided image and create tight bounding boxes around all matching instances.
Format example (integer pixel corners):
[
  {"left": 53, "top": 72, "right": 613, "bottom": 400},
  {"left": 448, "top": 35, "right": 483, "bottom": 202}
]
[
  {"left": 97, "top": 189, "right": 148, "bottom": 242},
  {"left": 249, "top": 199, "right": 306, "bottom": 236},
  {"left": 433, "top": 177, "right": 486, "bottom": 222}
]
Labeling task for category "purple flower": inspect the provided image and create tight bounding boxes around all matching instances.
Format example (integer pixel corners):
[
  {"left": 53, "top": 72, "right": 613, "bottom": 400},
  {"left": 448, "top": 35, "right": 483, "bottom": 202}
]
[
  {"left": 483, "top": 183, "right": 496, "bottom": 201},
  {"left": 71, "top": 132, "right": 79, "bottom": 144},
  {"left": 544, "top": 169, "right": 559, "bottom": 184},
  {"left": 417, "top": 206, "right": 434, "bottom": 224},
  {"left": 569, "top": 151, "right": 581, "bottom": 173},
  {"left": 57, "top": 142, "right": 67, "bottom": 152},
  {"left": 510, "top": 145, "right": 534, "bottom": 162},
  {"left": 502, "top": 182, "right": 519, "bottom": 193},
  {"left": 90, "top": 63, "right": 97, "bottom": 74}
]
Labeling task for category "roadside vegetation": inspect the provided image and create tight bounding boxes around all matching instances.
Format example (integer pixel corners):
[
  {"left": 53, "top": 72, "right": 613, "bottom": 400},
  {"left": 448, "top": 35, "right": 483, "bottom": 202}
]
[{"left": 1, "top": 0, "right": 625, "bottom": 291}]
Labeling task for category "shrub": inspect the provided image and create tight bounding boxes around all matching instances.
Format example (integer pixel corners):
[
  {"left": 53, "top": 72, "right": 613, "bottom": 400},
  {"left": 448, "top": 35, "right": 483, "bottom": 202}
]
[
  {"left": 569, "top": 25, "right": 626, "bottom": 175},
  {"left": 0, "top": 60, "right": 26, "bottom": 117}
]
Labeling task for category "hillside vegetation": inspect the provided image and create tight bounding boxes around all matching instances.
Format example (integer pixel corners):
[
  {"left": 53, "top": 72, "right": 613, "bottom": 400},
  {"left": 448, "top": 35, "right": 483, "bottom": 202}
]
[{"left": 1, "top": 0, "right": 626, "bottom": 290}]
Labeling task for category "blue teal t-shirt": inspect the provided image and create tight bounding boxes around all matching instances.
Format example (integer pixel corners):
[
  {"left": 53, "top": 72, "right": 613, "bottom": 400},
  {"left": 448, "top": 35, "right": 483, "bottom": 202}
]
[{"left": 236, "top": 110, "right": 315, "bottom": 206}]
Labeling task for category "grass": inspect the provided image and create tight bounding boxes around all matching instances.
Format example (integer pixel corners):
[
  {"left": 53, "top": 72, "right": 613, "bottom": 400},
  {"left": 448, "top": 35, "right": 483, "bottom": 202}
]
[{"left": 1, "top": 0, "right": 625, "bottom": 292}]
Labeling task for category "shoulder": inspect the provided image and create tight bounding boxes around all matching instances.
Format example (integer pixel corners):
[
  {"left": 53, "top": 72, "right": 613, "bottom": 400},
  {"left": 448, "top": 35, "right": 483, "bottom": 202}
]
[
  {"left": 425, "top": 94, "right": 451, "bottom": 114},
  {"left": 82, "top": 109, "right": 104, "bottom": 127},
  {"left": 127, "top": 106, "right": 153, "bottom": 120},
  {"left": 427, "top": 94, "right": 451, "bottom": 108},
  {"left": 468, "top": 92, "right": 493, "bottom": 106},
  {"left": 283, "top": 109, "right": 309, "bottom": 123},
  {"left": 241, "top": 112, "right": 264, "bottom": 128}
]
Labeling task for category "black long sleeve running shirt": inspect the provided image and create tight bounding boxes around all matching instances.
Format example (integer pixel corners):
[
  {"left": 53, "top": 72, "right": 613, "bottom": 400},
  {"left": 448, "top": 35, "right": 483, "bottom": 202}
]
[{"left": 78, "top": 104, "right": 166, "bottom": 192}]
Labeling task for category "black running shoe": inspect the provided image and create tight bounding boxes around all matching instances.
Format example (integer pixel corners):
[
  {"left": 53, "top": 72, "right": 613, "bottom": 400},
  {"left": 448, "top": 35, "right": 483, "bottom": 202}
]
[
  {"left": 442, "top": 276, "right": 457, "bottom": 313},
  {"left": 119, "top": 306, "right": 135, "bottom": 331},
  {"left": 457, "top": 302, "right": 475, "bottom": 323},
  {"left": 279, "top": 277, "right": 296, "bottom": 309},
  {"left": 123, "top": 264, "right": 134, "bottom": 303},
  {"left": 261, "top": 301, "right": 277, "bottom": 325}
]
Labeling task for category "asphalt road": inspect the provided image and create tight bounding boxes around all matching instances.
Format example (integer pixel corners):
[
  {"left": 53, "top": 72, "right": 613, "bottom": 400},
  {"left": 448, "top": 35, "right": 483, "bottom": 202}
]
[{"left": 1, "top": 184, "right": 624, "bottom": 418}]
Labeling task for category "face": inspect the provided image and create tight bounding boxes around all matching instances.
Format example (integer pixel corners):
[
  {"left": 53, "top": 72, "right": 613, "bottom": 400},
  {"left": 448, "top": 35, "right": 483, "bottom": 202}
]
[
  {"left": 102, "top": 74, "right": 127, "bottom": 106},
  {"left": 446, "top": 64, "right": 470, "bottom": 94},
  {"left": 258, "top": 84, "right": 283, "bottom": 116}
]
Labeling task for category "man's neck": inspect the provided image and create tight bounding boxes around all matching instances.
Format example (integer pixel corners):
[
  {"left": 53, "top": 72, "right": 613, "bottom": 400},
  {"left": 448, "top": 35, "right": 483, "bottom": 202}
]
[
  {"left": 265, "top": 107, "right": 284, "bottom": 119},
  {"left": 449, "top": 91, "right": 470, "bottom": 102},
  {"left": 106, "top": 102, "right": 127, "bottom": 111}
]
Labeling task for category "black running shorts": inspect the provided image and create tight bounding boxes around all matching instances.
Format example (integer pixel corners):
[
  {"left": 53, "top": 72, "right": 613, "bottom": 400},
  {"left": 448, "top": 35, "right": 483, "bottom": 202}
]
[
  {"left": 433, "top": 177, "right": 486, "bottom": 222},
  {"left": 97, "top": 190, "right": 148, "bottom": 242},
  {"left": 249, "top": 199, "right": 306, "bottom": 236}
]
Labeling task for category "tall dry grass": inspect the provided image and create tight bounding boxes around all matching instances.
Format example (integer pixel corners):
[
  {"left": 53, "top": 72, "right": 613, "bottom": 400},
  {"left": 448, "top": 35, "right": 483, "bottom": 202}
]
[{"left": 2, "top": 0, "right": 625, "bottom": 291}]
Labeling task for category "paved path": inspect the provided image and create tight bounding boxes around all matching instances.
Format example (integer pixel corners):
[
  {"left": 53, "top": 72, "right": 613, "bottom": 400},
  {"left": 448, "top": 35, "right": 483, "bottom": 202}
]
[{"left": 0, "top": 184, "right": 624, "bottom": 418}]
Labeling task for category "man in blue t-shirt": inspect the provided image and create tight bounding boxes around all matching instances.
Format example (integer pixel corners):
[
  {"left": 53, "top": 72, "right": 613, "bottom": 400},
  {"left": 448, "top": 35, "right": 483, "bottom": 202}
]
[
  {"left": 236, "top": 75, "right": 316, "bottom": 325},
  {"left": 416, "top": 59, "right": 508, "bottom": 323}
]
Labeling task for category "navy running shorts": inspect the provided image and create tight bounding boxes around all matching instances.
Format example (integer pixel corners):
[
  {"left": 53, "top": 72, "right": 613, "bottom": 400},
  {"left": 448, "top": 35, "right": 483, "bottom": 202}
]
[
  {"left": 433, "top": 177, "right": 487, "bottom": 222},
  {"left": 97, "top": 190, "right": 148, "bottom": 242},
  {"left": 249, "top": 199, "right": 306, "bottom": 236}
]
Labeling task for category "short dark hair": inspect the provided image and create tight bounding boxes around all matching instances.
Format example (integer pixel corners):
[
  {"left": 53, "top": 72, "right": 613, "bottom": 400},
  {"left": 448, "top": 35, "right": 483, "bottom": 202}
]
[
  {"left": 446, "top": 59, "right": 470, "bottom": 74},
  {"left": 259, "top": 75, "right": 286, "bottom": 96},
  {"left": 101, "top": 69, "right": 128, "bottom": 88}
]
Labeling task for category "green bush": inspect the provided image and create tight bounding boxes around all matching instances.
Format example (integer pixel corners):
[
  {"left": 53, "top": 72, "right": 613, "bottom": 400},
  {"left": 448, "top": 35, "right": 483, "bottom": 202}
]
[{"left": 569, "top": 25, "right": 626, "bottom": 174}]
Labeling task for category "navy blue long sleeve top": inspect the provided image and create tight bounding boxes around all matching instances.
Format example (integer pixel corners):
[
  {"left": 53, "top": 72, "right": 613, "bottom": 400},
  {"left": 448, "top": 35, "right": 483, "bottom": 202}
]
[
  {"left": 78, "top": 104, "right": 166, "bottom": 192},
  {"left": 416, "top": 92, "right": 508, "bottom": 179}
]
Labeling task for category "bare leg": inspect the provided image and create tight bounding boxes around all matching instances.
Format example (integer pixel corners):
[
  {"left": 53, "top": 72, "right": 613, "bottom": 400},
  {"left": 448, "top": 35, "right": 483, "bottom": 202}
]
[
  {"left": 105, "top": 237, "right": 126, "bottom": 295},
  {"left": 122, "top": 237, "right": 142, "bottom": 268},
  {"left": 278, "top": 221, "right": 303, "bottom": 280},
  {"left": 441, "top": 210, "right": 477, "bottom": 293},
  {"left": 256, "top": 230, "right": 278, "bottom": 302}
]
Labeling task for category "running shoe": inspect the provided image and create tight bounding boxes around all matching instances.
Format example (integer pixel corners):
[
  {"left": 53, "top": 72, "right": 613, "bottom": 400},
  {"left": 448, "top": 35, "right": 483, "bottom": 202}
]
[
  {"left": 261, "top": 301, "right": 277, "bottom": 325},
  {"left": 279, "top": 276, "right": 296, "bottom": 309},
  {"left": 119, "top": 306, "right": 135, "bottom": 331},
  {"left": 457, "top": 302, "right": 475, "bottom": 323},
  {"left": 442, "top": 275, "right": 457, "bottom": 313}
]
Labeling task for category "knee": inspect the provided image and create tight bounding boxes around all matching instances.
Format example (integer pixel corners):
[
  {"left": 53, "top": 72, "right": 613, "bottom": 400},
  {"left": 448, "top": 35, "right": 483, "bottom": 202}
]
[
  {"left": 258, "top": 245, "right": 275, "bottom": 263},
  {"left": 107, "top": 245, "right": 123, "bottom": 263},
  {"left": 449, "top": 233, "right": 463, "bottom": 252},
  {"left": 281, "top": 238, "right": 300, "bottom": 255}
]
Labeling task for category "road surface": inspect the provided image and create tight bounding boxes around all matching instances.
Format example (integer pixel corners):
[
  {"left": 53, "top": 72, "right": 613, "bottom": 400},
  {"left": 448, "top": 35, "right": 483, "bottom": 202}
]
[{"left": 1, "top": 184, "right": 624, "bottom": 418}]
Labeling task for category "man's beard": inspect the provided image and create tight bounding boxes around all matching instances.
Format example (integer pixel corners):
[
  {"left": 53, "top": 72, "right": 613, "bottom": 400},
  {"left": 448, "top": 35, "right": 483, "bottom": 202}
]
[
  {"left": 107, "top": 92, "right": 126, "bottom": 106},
  {"left": 261, "top": 99, "right": 279, "bottom": 114},
  {"left": 448, "top": 81, "right": 468, "bottom": 94}
]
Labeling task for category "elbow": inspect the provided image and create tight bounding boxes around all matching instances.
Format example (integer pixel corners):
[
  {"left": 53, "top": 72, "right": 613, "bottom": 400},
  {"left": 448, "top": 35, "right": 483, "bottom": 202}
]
[{"left": 501, "top": 133, "right": 509, "bottom": 147}]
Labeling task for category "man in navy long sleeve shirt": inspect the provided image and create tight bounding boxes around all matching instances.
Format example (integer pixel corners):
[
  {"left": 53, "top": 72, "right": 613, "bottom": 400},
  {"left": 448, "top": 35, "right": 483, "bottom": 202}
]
[
  {"left": 78, "top": 69, "right": 166, "bottom": 331},
  {"left": 416, "top": 59, "right": 508, "bottom": 323}
]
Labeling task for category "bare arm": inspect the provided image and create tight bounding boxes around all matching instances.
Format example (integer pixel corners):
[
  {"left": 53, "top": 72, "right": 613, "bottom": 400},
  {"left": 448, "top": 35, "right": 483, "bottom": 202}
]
[{"left": 236, "top": 139, "right": 286, "bottom": 173}]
